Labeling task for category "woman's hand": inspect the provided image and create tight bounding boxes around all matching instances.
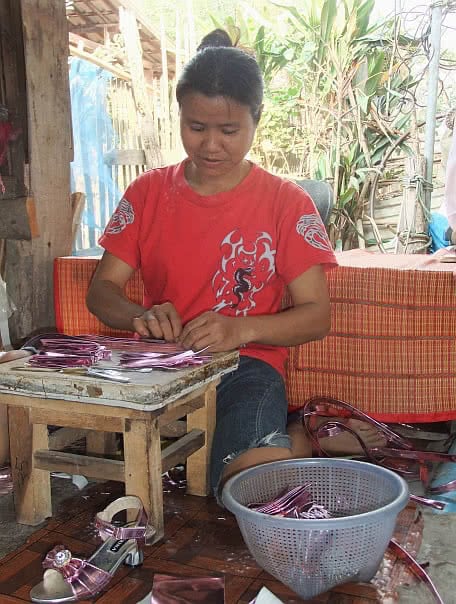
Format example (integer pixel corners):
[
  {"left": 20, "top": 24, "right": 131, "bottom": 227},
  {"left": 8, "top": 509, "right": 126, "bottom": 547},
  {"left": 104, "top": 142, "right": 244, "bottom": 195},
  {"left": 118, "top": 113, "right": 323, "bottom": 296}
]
[
  {"left": 179, "top": 311, "right": 247, "bottom": 352},
  {"left": 132, "top": 302, "right": 183, "bottom": 342}
]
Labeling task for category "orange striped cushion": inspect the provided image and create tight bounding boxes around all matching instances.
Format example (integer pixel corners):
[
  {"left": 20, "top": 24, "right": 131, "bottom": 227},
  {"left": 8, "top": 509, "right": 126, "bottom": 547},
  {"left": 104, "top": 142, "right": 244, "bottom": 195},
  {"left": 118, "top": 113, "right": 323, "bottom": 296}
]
[{"left": 54, "top": 256, "right": 143, "bottom": 336}]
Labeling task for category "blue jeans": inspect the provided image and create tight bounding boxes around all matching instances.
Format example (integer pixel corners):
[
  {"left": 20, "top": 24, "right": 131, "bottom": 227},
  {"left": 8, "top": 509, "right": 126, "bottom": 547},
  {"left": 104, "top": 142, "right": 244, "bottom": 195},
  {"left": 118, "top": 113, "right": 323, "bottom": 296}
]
[{"left": 210, "top": 356, "right": 291, "bottom": 499}]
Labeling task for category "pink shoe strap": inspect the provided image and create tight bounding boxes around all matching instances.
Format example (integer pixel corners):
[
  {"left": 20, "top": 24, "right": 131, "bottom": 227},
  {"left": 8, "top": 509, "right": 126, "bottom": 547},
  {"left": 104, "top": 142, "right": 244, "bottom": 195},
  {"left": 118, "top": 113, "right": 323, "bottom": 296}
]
[
  {"left": 302, "top": 396, "right": 411, "bottom": 453},
  {"left": 95, "top": 518, "right": 149, "bottom": 541},
  {"left": 300, "top": 397, "right": 456, "bottom": 505},
  {"left": 43, "top": 545, "right": 112, "bottom": 599},
  {"left": 95, "top": 495, "right": 153, "bottom": 543},
  {"left": 388, "top": 539, "right": 445, "bottom": 604}
]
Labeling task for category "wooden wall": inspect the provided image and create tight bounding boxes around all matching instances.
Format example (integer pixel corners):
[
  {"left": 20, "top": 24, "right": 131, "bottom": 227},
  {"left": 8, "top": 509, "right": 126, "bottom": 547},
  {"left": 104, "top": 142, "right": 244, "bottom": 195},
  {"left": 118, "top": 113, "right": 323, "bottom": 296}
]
[{"left": 3, "top": 0, "right": 73, "bottom": 344}]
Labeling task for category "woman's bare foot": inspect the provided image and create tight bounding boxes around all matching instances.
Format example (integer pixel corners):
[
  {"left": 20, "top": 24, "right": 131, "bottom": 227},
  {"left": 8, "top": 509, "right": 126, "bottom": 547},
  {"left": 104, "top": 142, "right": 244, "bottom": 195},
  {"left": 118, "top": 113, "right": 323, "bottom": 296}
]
[
  {"left": 0, "top": 349, "right": 33, "bottom": 364},
  {"left": 288, "top": 416, "right": 387, "bottom": 456},
  {"left": 288, "top": 419, "right": 312, "bottom": 457},
  {"left": 317, "top": 419, "right": 387, "bottom": 454}
]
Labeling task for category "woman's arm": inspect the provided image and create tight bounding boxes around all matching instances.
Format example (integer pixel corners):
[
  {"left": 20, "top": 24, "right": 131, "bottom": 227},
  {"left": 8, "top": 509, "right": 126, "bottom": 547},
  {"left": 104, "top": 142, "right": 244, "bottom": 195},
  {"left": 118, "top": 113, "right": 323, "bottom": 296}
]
[
  {"left": 179, "top": 264, "right": 331, "bottom": 352},
  {"left": 247, "top": 263, "right": 331, "bottom": 346},
  {"left": 86, "top": 252, "right": 146, "bottom": 332},
  {"left": 86, "top": 251, "right": 183, "bottom": 340}
]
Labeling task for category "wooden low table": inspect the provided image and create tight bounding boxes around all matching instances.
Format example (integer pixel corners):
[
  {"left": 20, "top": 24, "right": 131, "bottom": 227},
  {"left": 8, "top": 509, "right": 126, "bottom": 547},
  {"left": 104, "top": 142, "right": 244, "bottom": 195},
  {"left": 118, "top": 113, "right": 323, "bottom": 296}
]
[{"left": 0, "top": 350, "right": 238, "bottom": 542}]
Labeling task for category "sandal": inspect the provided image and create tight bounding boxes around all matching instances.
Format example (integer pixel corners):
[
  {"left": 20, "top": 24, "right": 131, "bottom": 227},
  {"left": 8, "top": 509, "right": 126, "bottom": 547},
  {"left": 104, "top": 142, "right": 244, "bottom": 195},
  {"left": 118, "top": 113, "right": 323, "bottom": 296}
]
[{"left": 30, "top": 495, "right": 155, "bottom": 603}]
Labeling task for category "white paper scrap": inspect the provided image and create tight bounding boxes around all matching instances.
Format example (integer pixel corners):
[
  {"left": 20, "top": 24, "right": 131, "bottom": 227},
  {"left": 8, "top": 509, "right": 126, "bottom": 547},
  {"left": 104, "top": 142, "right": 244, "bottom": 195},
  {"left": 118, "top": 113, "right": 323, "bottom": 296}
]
[
  {"left": 251, "top": 586, "right": 285, "bottom": 604},
  {"left": 51, "top": 472, "right": 88, "bottom": 490}
]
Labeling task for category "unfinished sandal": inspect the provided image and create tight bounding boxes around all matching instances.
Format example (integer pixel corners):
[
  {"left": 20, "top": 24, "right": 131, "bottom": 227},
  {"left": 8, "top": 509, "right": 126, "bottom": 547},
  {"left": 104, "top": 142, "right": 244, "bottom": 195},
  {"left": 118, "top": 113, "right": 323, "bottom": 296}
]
[{"left": 30, "top": 495, "right": 155, "bottom": 603}]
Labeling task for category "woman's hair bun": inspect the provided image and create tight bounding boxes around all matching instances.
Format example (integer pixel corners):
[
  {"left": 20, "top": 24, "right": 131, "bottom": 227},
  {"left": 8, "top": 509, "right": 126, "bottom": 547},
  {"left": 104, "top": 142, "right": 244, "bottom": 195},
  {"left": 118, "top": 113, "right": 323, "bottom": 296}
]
[{"left": 197, "top": 29, "right": 233, "bottom": 52}]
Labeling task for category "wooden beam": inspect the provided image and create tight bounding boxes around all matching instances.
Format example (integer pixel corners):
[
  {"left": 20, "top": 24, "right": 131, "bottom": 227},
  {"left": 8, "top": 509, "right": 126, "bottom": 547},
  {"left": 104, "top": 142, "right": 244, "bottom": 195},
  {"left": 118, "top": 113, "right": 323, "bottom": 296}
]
[
  {"left": 34, "top": 449, "right": 125, "bottom": 482},
  {"left": 160, "top": 420, "right": 186, "bottom": 438},
  {"left": 69, "top": 45, "right": 156, "bottom": 87},
  {"left": 30, "top": 407, "right": 125, "bottom": 432},
  {"left": 0, "top": 197, "right": 39, "bottom": 239},
  {"left": 161, "top": 429, "right": 204, "bottom": 474},
  {"left": 80, "top": 1, "right": 112, "bottom": 24},
  {"left": 7, "top": 1, "right": 73, "bottom": 340},
  {"left": 69, "top": 31, "right": 121, "bottom": 54},
  {"left": 157, "top": 395, "right": 206, "bottom": 427},
  {"left": 70, "top": 45, "right": 131, "bottom": 82},
  {"left": 37, "top": 428, "right": 204, "bottom": 480},
  {"left": 69, "top": 32, "right": 155, "bottom": 71},
  {"left": 69, "top": 24, "right": 119, "bottom": 33}
]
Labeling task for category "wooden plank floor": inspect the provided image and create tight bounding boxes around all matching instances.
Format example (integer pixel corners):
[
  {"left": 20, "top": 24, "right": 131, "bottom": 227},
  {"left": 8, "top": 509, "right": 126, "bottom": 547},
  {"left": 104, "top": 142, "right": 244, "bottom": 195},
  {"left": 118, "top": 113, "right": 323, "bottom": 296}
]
[{"left": 0, "top": 469, "right": 423, "bottom": 603}]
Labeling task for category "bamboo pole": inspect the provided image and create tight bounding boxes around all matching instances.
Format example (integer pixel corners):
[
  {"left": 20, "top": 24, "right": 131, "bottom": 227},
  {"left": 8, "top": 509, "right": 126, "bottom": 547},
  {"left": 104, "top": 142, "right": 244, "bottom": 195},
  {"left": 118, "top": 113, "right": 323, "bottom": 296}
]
[
  {"left": 160, "top": 14, "right": 170, "bottom": 156},
  {"left": 185, "top": 0, "right": 196, "bottom": 58},
  {"left": 119, "top": 7, "right": 162, "bottom": 168},
  {"left": 423, "top": 2, "right": 442, "bottom": 213}
]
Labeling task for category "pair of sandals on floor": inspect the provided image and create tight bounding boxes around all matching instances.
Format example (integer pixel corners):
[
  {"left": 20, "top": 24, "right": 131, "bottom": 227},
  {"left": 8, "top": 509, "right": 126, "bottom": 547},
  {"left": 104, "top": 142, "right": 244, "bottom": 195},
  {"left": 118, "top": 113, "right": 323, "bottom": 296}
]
[{"left": 31, "top": 397, "right": 456, "bottom": 602}]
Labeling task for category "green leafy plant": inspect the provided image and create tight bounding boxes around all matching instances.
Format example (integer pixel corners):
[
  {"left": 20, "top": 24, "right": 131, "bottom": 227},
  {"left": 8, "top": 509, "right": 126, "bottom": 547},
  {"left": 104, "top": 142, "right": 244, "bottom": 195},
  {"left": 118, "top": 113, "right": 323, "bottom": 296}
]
[{"left": 215, "top": 0, "right": 420, "bottom": 248}]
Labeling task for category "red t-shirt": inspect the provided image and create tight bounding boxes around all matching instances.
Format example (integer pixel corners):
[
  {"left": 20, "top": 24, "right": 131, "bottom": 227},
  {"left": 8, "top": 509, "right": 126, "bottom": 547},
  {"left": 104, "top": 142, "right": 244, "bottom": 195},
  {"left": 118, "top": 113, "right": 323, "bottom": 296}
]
[{"left": 99, "top": 160, "right": 337, "bottom": 375}]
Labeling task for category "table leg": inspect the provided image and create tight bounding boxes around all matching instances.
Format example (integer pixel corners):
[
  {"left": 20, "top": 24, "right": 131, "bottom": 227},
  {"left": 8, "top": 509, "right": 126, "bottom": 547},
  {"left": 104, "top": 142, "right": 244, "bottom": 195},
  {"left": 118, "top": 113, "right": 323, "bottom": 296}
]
[
  {"left": 0, "top": 403, "right": 9, "bottom": 464},
  {"left": 186, "top": 380, "right": 218, "bottom": 496},
  {"left": 123, "top": 417, "right": 163, "bottom": 543},
  {"left": 8, "top": 405, "right": 52, "bottom": 525}
]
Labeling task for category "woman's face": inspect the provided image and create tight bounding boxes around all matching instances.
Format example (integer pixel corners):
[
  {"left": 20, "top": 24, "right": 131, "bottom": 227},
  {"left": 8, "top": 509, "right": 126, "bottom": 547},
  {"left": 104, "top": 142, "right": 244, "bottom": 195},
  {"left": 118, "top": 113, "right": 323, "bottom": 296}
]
[{"left": 179, "top": 92, "right": 257, "bottom": 185}]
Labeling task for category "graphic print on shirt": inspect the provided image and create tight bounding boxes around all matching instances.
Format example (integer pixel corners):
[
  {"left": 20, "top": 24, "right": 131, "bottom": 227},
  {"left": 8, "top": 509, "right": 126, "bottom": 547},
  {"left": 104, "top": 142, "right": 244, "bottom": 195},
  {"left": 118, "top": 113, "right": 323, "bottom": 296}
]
[
  {"left": 105, "top": 199, "right": 135, "bottom": 234},
  {"left": 296, "top": 214, "right": 332, "bottom": 251},
  {"left": 212, "top": 230, "right": 276, "bottom": 315}
]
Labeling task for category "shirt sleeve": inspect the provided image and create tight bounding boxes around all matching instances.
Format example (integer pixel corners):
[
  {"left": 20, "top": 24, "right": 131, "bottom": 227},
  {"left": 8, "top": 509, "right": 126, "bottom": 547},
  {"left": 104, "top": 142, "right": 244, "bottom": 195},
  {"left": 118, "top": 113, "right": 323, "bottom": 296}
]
[
  {"left": 275, "top": 181, "right": 338, "bottom": 284},
  {"left": 98, "top": 174, "right": 149, "bottom": 269}
]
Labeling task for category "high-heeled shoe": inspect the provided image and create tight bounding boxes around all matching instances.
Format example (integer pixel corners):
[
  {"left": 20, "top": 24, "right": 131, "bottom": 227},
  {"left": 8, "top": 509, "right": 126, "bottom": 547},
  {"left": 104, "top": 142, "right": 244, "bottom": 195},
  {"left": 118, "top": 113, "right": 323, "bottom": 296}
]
[{"left": 30, "top": 495, "right": 155, "bottom": 603}]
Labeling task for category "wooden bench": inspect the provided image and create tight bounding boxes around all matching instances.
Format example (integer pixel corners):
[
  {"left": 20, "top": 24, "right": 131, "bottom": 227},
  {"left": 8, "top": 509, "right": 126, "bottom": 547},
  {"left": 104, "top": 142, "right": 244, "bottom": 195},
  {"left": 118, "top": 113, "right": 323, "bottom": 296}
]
[{"left": 0, "top": 349, "right": 238, "bottom": 542}]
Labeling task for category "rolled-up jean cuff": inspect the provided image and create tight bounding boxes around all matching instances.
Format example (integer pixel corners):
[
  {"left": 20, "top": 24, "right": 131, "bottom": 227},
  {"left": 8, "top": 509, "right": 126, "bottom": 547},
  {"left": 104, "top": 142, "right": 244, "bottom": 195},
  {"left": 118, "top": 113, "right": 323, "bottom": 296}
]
[{"left": 215, "top": 430, "right": 292, "bottom": 506}]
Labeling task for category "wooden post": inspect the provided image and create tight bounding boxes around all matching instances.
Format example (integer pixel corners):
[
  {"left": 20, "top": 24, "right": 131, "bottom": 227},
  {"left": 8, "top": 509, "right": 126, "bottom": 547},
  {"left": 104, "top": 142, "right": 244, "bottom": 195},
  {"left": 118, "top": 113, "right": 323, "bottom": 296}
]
[
  {"left": 0, "top": 197, "right": 39, "bottom": 240},
  {"left": 0, "top": 1, "right": 27, "bottom": 200},
  {"left": 9, "top": 406, "right": 52, "bottom": 525},
  {"left": 396, "top": 156, "right": 429, "bottom": 254},
  {"left": 5, "top": 0, "right": 73, "bottom": 342},
  {"left": 123, "top": 417, "right": 164, "bottom": 543},
  {"left": 119, "top": 7, "right": 162, "bottom": 169},
  {"left": 186, "top": 380, "right": 218, "bottom": 496}
]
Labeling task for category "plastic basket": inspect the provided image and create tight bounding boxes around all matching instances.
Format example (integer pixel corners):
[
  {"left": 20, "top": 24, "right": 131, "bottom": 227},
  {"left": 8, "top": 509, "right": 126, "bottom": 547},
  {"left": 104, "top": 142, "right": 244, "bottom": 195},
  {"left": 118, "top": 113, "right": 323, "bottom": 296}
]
[{"left": 222, "top": 458, "right": 409, "bottom": 600}]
